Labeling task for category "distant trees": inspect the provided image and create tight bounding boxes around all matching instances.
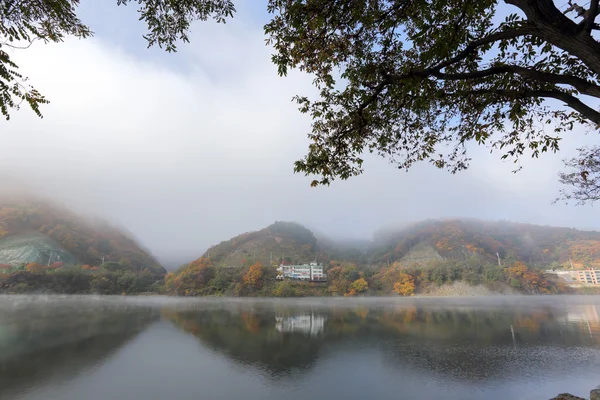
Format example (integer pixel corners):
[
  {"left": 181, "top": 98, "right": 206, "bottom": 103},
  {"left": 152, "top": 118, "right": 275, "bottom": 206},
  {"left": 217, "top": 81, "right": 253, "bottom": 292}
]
[
  {"left": 504, "top": 261, "right": 552, "bottom": 294},
  {"left": 0, "top": 200, "right": 164, "bottom": 273},
  {"left": 164, "top": 257, "right": 215, "bottom": 296},
  {"left": 25, "top": 262, "right": 43, "bottom": 273},
  {"left": 346, "top": 277, "right": 368, "bottom": 296},
  {"left": 369, "top": 219, "right": 600, "bottom": 269},
  {"left": 393, "top": 274, "right": 415, "bottom": 297},
  {"left": 243, "top": 262, "right": 265, "bottom": 290}
]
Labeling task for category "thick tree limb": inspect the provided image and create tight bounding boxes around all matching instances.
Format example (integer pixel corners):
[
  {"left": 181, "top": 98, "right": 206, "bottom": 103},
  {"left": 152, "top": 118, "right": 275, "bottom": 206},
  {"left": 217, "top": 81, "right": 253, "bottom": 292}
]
[
  {"left": 584, "top": 0, "right": 600, "bottom": 33},
  {"left": 505, "top": 0, "right": 600, "bottom": 76},
  {"left": 444, "top": 88, "right": 600, "bottom": 125},
  {"left": 434, "top": 64, "right": 600, "bottom": 98},
  {"left": 430, "top": 26, "right": 535, "bottom": 72}
]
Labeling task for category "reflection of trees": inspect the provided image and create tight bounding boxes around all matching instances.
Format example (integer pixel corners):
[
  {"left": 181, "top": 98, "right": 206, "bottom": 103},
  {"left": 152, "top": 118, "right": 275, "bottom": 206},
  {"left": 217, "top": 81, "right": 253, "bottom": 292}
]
[
  {"left": 164, "top": 308, "right": 324, "bottom": 378},
  {"left": 164, "top": 303, "right": 600, "bottom": 381},
  {"left": 0, "top": 307, "right": 158, "bottom": 400}
]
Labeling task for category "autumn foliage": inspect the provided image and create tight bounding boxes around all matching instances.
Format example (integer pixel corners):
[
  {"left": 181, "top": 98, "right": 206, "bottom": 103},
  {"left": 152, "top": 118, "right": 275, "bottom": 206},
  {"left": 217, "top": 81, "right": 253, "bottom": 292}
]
[
  {"left": 243, "top": 262, "right": 264, "bottom": 289},
  {"left": 505, "top": 261, "right": 551, "bottom": 294},
  {"left": 393, "top": 273, "right": 415, "bottom": 296},
  {"left": 0, "top": 199, "right": 163, "bottom": 273},
  {"left": 25, "top": 262, "right": 43, "bottom": 273},
  {"left": 346, "top": 277, "right": 368, "bottom": 296},
  {"left": 164, "top": 257, "right": 215, "bottom": 296}
]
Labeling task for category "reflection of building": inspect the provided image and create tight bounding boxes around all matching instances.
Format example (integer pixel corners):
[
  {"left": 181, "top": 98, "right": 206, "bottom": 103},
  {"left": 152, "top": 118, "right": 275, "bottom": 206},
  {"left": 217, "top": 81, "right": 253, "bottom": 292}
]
[
  {"left": 563, "top": 305, "right": 600, "bottom": 324},
  {"left": 547, "top": 269, "right": 600, "bottom": 285},
  {"left": 275, "top": 313, "right": 325, "bottom": 336},
  {"left": 276, "top": 262, "right": 326, "bottom": 281}
]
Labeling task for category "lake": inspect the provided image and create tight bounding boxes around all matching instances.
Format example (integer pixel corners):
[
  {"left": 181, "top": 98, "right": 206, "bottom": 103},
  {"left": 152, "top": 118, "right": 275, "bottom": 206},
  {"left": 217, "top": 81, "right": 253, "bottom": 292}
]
[{"left": 1, "top": 296, "right": 600, "bottom": 400}]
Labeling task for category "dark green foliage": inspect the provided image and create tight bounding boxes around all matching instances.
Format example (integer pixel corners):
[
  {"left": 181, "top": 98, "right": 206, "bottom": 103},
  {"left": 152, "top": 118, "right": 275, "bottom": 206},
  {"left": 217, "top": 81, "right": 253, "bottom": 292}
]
[
  {"left": 0, "top": 0, "right": 234, "bottom": 119},
  {"left": 0, "top": 267, "right": 162, "bottom": 294},
  {"left": 264, "top": 0, "right": 600, "bottom": 200},
  {"left": 101, "top": 261, "right": 124, "bottom": 272}
]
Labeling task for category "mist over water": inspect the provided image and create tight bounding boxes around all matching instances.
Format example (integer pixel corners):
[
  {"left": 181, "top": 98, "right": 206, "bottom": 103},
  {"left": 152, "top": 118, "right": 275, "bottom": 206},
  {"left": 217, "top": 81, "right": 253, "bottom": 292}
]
[{"left": 1, "top": 295, "right": 600, "bottom": 400}]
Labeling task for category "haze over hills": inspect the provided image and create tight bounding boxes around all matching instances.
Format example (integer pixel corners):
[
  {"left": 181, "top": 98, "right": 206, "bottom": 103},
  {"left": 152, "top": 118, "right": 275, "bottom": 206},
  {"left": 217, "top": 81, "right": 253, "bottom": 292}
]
[
  {"left": 1, "top": 197, "right": 598, "bottom": 296},
  {"left": 200, "top": 218, "right": 600, "bottom": 270},
  {"left": 2, "top": 196, "right": 598, "bottom": 273},
  {"left": 0, "top": 198, "right": 164, "bottom": 274}
]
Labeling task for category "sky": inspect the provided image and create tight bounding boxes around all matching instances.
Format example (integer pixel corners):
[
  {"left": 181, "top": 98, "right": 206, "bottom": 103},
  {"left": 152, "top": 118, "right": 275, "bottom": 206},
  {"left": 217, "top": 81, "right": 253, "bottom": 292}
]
[{"left": 0, "top": 1, "right": 598, "bottom": 267}]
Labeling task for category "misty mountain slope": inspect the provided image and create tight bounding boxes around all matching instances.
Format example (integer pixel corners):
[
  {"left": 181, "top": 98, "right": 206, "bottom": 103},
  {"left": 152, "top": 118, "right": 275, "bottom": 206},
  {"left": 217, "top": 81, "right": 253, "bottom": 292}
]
[
  {"left": 0, "top": 199, "right": 164, "bottom": 273},
  {"left": 370, "top": 219, "right": 600, "bottom": 268},
  {"left": 0, "top": 232, "right": 77, "bottom": 266},
  {"left": 203, "top": 221, "right": 319, "bottom": 267},
  {"left": 398, "top": 243, "right": 444, "bottom": 265},
  {"left": 198, "top": 218, "right": 600, "bottom": 271}
]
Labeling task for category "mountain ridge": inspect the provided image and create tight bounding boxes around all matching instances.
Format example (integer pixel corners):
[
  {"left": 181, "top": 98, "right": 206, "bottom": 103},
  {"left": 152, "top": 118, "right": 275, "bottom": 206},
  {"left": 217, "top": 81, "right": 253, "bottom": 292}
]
[{"left": 198, "top": 218, "right": 600, "bottom": 270}]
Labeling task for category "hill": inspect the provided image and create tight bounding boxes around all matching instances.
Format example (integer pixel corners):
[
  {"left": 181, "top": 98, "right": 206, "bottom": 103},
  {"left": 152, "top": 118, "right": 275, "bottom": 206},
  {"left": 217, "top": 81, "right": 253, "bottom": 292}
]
[
  {"left": 193, "top": 218, "right": 600, "bottom": 272},
  {"left": 0, "top": 198, "right": 163, "bottom": 273},
  {"left": 167, "top": 219, "right": 600, "bottom": 297},
  {"left": 0, "top": 232, "right": 78, "bottom": 267},
  {"left": 0, "top": 198, "right": 165, "bottom": 294},
  {"left": 203, "top": 221, "right": 319, "bottom": 267},
  {"left": 369, "top": 219, "right": 600, "bottom": 269}
]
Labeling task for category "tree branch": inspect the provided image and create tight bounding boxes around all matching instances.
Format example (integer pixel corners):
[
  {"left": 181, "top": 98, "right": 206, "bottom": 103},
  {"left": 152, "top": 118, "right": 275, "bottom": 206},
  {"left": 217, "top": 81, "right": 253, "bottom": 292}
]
[
  {"left": 445, "top": 88, "right": 600, "bottom": 125},
  {"left": 584, "top": 0, "right": 600, "bottom": 33},
  {"left": 434, "top": 64, "right": 600, "bottom": 98},
  {"left": 431, "top": 26, "right": 535, "bottom": 72}
]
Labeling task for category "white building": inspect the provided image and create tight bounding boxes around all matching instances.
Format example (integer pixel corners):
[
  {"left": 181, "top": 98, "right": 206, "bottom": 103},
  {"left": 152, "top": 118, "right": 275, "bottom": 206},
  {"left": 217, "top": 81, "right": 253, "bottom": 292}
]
[
  {"left": 547, "top": 269, "right": 600, "bottom": 285},
  {"left": 276, "top": 262, "right": 326, "bottom": 281}
]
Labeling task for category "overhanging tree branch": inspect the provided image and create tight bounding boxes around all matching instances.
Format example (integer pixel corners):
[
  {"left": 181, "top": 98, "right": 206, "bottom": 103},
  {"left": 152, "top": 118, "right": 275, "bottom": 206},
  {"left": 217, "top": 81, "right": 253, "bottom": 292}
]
[
  {"left": 430, "top": 26, "right": 536, "bottom": 72},
  {"left": 434, "top": 64, "right": 600, "bottom": 98},
  {"left": 444, "top": 88, "right": 600, "bottom": 125}
]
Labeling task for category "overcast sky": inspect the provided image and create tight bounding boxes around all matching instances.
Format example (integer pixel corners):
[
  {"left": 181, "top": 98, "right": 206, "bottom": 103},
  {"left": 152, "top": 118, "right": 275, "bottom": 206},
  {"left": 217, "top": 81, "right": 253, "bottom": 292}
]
[{"left": 0, "top": 1, "right": 597, "bottom": 267}]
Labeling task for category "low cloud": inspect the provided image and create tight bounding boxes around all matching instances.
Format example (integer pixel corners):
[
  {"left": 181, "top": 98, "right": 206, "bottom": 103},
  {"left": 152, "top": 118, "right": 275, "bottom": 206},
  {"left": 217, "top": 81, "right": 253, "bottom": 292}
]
[{"left": 0, "top": 9, "right": 596, "bottom": 268}]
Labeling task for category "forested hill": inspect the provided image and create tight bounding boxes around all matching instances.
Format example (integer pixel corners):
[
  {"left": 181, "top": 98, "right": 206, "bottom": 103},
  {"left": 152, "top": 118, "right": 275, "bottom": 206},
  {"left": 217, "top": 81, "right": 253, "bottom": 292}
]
[
  {"left": 167, "top": 219, "right": 600, "bottom": 297},
  {"left": 201, "top": 219, "right": 600, "bottom": 270},
  {"left": 202, "top": 221, "right": 319, "bottom": 267},
  {"left": 368, "top": 219, "right": 600, "bottom": 269},
  {"left": 0, "top": 198, "right": 164, "bottom": 273}
]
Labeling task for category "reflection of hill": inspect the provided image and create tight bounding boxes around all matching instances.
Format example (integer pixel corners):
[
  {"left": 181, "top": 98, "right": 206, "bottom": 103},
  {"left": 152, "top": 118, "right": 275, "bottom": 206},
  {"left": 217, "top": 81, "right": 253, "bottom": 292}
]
[
  {"left": 164, "top": 302, "right": 600, "bottom": 382},
  {"left": 165, "top": 308, "right": 324, "bottom": 377},
  {"left": 0, "top": 306, "right": 158, "bottom": 400}
]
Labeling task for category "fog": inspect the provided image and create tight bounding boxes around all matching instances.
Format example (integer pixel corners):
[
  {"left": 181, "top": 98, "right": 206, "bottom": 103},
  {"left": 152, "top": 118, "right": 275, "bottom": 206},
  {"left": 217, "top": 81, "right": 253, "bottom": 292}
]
[{"left": 0, "top": 1, "right": 597, "bottom": 268}]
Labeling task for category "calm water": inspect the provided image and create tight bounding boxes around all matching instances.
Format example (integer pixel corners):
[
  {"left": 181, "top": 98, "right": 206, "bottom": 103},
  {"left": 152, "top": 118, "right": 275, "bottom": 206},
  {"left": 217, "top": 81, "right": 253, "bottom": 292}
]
[{"left": 1, "top": 296, "right": 600, "bottom": 400}]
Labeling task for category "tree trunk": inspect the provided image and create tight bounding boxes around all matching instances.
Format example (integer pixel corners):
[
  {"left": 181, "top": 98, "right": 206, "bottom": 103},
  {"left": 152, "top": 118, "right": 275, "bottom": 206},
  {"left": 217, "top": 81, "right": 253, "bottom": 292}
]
[{"left": 505, "top": 0, "right": 600, "bottom": 77}]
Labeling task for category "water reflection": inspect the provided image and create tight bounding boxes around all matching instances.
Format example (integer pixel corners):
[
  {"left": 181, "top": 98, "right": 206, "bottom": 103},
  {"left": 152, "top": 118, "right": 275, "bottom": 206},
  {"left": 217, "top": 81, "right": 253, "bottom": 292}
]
[
  {"left": 162, "top": 299, "right": 600, "bottom": 385},
  {"left": 275, "top": 313, "right": 326, "bottom": 336},
  {"left": 0, "top": 296, "right": 159, "bottom": 400},
  {"left": 1, "top": 296, "right": 600, "bottom": 400}
]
